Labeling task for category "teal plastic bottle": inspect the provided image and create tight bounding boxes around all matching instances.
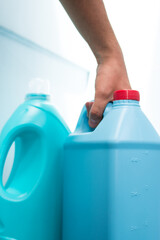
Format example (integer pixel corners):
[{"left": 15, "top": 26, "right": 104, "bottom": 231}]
[
  {"left": 63, "top": 90, "right": 160, "bottom": 240},
  {"left": 0, "top": 93, "right": 70, "bottom": 239}
]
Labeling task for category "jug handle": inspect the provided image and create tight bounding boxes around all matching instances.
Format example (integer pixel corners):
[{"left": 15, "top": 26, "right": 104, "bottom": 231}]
[
  {"left": 75, "top": 101, "right": 113, "bottom": 133},
  {"left": 0, "top": 123, "right": 42, "bottom": 199}
]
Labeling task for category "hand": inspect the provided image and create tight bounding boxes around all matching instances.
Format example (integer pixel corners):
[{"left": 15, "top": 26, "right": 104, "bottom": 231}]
[{"left": 86, "top": 51, "right": 131, "bottom": 128}]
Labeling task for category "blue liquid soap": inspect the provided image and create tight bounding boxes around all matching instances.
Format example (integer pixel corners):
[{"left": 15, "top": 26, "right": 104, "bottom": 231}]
[
  {"left": 63, "top": 90, "right": 160, "bottom": 240},
  {"left": 0, "top": 93, "right": 70, "bottom": 240}
]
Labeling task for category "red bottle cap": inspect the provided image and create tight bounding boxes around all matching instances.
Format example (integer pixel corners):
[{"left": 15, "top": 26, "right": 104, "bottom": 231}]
[{"left": 113, "top": 90, "right": 140, "bottom": 101}]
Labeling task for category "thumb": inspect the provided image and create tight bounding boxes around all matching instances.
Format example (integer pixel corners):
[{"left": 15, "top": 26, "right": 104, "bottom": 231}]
[{"left": 89, "top": 97, "right": 110, "bottom": 128}]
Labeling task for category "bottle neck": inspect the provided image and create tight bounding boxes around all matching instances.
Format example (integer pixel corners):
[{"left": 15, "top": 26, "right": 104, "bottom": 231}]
[
  {"left": 25, "top": 93, "right": 50, "bottom": 101},
  {"left": 113, "top": 100, "right": 140, "bottom": 107}
]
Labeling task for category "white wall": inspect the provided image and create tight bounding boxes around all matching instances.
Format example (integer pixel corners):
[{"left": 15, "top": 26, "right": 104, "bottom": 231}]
[
  {"left": 0, "top": 0, "right": 61, "bottom": 52},
  {"left": 0, "top": 27, "right": 89, "bottom": 131},
  {"left": 1, "top": 0, "right": 160, "bottom": 184},
  {"left": 0, "top": 0, "right": 94, "bottom": 69},
  {"left": 1, "top": 0, "right": 160, "bottom": 132},
  {"left": 104, "top": 0, "right": 160, "bottom": 132},
  {"left": 147, "top": 17, "right": 160, "bottom": 134},
  {"left": 0, "top": 0, "right": 91, "bottom": 131}
]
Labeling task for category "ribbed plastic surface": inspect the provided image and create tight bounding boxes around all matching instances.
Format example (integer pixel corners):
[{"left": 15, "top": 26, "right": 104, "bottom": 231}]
[{"left": 113, "top": 89, "right": 140, "bottom": 101}]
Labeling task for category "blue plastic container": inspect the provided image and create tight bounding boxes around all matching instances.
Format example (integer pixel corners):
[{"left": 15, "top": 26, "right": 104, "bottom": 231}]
[
  {"left": 63, "top": 90, "right": 160, "bottom": 240},
  {"left": 0, "top": 93, "right": 70, "bottom": 240}
]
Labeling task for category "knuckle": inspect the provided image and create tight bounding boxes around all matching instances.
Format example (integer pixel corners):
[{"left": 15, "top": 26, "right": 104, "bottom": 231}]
[
  {"left": 96, "top": 87, "right": 113, "bottom": 100},
  {"left": 90, "top": 108, "right": 102, "bottom": 120}
]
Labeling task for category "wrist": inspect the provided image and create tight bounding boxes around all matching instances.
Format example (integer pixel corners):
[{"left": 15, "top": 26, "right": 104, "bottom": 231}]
[
  {"left": 95, "top": 47, "right": 131, "bottom": 91},
  {"left": 95, "top": 45, "right": 123, "bottom": 65}
]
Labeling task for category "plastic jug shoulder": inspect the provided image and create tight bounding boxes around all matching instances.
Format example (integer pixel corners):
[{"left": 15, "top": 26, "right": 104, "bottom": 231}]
[
  {"left": 63, "top": 90, "right": 160, "bottom": 240},
  {"left": 0, "top": 93, "right": 70, "bottom": 240}
]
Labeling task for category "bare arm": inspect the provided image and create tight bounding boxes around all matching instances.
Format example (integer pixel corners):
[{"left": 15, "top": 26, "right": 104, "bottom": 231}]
[{"left": 60, "top": 0, "right": 131, "bottom": 127}]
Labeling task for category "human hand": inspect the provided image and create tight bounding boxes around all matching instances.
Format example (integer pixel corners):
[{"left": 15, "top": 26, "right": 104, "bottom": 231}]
[
  {"left": 86, "top": 51, "right": 131, "bottom": 128},
  {"left": 60, "top": 0, "right": 131, "bottom": 128}
]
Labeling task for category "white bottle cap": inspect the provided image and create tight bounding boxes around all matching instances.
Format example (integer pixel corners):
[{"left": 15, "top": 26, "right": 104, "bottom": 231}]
[
  {"left": 25, "top": 78, "right": 51, "bottom": 101},
  {"left": 28, "top": 78, "right": 50, "bottom": 95}
]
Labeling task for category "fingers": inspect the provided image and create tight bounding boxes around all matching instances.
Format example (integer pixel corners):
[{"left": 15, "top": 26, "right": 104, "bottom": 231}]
[
  {"left": 85, "top": 54, "right": 131, "bottom": 129},
  {"left": 85, "top": 101, "right": 93, "bottom": 117},
  {"left": 86, "top": 96, "right": 111, "bottom": 128}
]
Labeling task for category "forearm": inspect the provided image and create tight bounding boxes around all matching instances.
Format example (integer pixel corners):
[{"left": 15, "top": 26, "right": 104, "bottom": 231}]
[
  {"left": 60, "top": 0, "right": 131, "bottom": 128},
  {"left": 59, "top": 0, "right": 122, "bottom": 63}
]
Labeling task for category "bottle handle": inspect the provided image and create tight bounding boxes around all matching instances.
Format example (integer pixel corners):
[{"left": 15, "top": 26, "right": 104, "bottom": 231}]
[
  {"left": 0, "top": 123, "right": 43, "bottom": 200},
  {"left": 75, "top": 102, "right": 113, "bottom": 133}
]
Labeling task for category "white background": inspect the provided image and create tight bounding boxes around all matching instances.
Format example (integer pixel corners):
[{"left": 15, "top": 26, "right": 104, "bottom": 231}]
[{"left": 0, "top": 0, "right": 160, "bottom": 132}]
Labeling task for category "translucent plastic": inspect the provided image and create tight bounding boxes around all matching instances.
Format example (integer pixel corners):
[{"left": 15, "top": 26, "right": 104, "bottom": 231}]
[
  {"left": 63, "top": 100, "right": 160, "bottom": 240},
  {"left": 28, "top": 78, "right": 50, "bottom": 95}
]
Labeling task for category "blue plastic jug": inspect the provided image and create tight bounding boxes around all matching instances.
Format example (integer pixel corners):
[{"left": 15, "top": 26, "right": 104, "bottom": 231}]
[
  {"left": 63, "top": 90, "right": 160, "bottom": 240},
  {"left": 0, "top": 93, "right": 70, "bottom": 240}
]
